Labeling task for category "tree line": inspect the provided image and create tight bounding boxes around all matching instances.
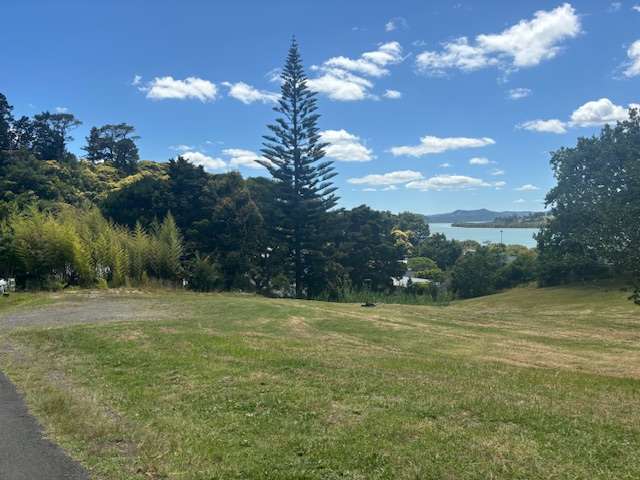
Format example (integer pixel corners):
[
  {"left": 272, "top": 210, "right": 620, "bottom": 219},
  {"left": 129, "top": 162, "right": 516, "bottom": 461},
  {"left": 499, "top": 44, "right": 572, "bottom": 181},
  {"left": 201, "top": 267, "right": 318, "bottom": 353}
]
[{"left": 1, "top": 40, "right": 637, "bottom": 302}]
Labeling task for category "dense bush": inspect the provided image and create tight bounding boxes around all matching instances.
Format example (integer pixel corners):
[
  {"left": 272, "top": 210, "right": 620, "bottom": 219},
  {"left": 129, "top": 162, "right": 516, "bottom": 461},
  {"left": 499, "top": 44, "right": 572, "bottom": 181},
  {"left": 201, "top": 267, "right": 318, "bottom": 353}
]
[
  {"left": 450, "top": 245, "right": 537, "bottom": 299},
  {"left": 407, "top": 257, "right": 445, "bottom": 283},
  {"left": 538, "top": 109, "right": 640, "bottom": 290},
  {"left": 0, "top": 207, "right": 183, "bottom": 289},
  {"left": 451, "top": 248, "right": 502, "bottom": 298},
  {"left": 495, "top": 252, "right": 537, "bottom": 289},
  {"left": 187, "top": 254, "right": 222, "bottom": 292},
  {"left": 416, "top": 233, "right": 463, "bottom": 270}
]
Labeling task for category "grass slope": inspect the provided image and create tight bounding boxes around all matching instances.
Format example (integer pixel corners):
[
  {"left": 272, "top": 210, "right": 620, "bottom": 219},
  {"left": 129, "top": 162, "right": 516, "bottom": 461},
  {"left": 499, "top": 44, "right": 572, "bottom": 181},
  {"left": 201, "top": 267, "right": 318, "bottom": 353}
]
[{"left": 1, "top": 285, "right": 639, "bottom": 479}]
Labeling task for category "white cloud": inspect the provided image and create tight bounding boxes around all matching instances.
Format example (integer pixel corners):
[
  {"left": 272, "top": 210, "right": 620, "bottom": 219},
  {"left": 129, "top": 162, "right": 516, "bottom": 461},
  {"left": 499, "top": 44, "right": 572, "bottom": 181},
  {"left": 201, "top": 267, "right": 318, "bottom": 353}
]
[
  {"left": 320, "top": 129, "right": 373, "bottom": 162},
  {"left": 363, "top": 188, "right": 377, "bottom": 192},
  {"left": 493, "top": 181, "right": 507, "bottom": 189},
  {"left": 308, "top": 42, "right": 404, "bottom": 101},
  {"left": 222, "top": 148, "right": 270, "bottom": 169},
  {"left": 416, "top": 38, "right": 496, "bottom": 74},
  {"left": 508, "top": 88, "right": 532, "bottom": 99},
  {"left": 416, "top": 3, "right": 581, "bottom": 75},
  {"left": 348, "top": 170, "right": 424, "bottom": 186},
  {"left": 569, "top": 98, "right": 639, "bottom": 126},
  {"left": 325, "top": 57, "right": 388, "bottom": 77},
  {"left": 383, "top": 89, "right": 402, "bottom": 99},
  {"left": 518, "top": 119, "right": 568, "bottom": 134},
  {"left": 385, "top": 17, "right": 408, "bottom": 32},
  {"left": 362, "top": 42, "right": 404, "bottom": 68},
  {"left": 307, "top": 68, "right": 373, "bottom": 101},
  {"left": 633, "top": 5, "right": 640, "bottom": 12},
  {"left": 515, "top": 184, "right": 540, "bottom": 191},
  {"left": 55, "top": 106, "right": 68, "bottom": 113},
  {"left": 519, "top": 98, "right": 639, "bottom": 134},
  {"left": 132, "top": 74, "right": 142, "bottom": 86},
  {"left": 390, "top": 135, "right": 495, "bottom": 157},
  {"left": 491, "top": 168, "right": 505, "bottom": 176},
  {"left": 265, "top": 68, "right": 281, "bottom": 84},
  {"left": 514, "top": 198, "right": 526, "bottom": 204},
  {"left": 222, "top": 82, "right": 279, "bottom": 104},
  {"left": 181, "top": 151, "right": 226, "bottom": 172},
  {"left": 382, "top": 185, "right": 398, "bottom": 191},
  {"left": 170, "top": 144, "right": 193, "bottom": 152},
  {"left": 623, "top": 40, "right": 640, "bottom": 78},
  {"left": 406, "top": 174, "right": 493, "bottom": 191},
  {"left": 609, "top": 2, "right": 622, "bottom": 12},
  {"left": 144, "top": 76, "right": 218, "bottom": 102},
  {"left": 469, "top": 157, "right": 490, "bottom": 165},
  {"left": 439, "top": 162, "right": 452, "bottom": 168},
  {"left": 331, "top": 41, "right": 404, "bottom": 74}
]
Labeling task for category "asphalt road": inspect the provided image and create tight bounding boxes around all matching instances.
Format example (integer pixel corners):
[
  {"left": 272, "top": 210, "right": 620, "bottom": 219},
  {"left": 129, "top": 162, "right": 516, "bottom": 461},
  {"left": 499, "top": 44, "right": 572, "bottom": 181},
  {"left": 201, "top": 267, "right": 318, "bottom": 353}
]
[{"left": 0, "top": 371, "right": 88, "bottom": 480}]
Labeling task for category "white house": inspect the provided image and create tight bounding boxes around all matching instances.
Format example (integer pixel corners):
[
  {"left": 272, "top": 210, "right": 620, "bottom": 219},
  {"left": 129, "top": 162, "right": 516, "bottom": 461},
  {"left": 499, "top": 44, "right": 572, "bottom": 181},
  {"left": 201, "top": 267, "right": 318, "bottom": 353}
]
[{"left": 392, "top": 268, "right": 431, "bottom": 288}]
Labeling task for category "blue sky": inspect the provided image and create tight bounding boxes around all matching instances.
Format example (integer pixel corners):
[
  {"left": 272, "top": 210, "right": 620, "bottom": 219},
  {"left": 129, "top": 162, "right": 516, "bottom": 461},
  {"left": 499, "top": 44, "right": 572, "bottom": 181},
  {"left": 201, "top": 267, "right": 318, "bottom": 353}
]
[{"left": 1, "top": 1, "right": 638, "bottom": 214}]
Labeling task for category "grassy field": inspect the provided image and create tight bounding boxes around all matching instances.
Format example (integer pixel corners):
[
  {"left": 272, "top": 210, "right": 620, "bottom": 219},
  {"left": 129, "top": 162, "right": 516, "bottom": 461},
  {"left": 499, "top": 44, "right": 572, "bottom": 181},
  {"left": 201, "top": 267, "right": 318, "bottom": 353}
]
[{"left": 1, "top": 284, "right": 639, "bottom": 479}]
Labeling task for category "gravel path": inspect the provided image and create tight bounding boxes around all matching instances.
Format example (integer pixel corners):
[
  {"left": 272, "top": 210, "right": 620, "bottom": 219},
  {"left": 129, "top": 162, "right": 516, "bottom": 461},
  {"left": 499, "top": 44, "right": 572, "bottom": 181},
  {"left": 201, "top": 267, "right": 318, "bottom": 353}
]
[
  {"left": 0, "top": 292, "right": 178, "bottom": 479},
  {"left": 0, "top": 294, "right": 175, "bottom": 331}
]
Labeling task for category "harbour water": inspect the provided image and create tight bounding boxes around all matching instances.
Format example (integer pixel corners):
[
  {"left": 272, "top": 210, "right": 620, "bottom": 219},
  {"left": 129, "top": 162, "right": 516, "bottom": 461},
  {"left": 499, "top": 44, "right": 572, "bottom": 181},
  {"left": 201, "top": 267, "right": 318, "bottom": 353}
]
[{"left": 429, "top": 223, "right": 539, "bottom": 248}]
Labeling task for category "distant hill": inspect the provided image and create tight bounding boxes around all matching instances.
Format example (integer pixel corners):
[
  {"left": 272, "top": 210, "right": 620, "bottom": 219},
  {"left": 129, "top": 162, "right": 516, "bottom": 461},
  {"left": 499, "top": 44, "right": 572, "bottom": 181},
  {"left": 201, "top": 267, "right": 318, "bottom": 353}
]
[
  {"left": 425, "top": 209, "right": 541, "bottom": 223},
  {"left": 452, "top": 211, "right": 548, "bottom": 229}
]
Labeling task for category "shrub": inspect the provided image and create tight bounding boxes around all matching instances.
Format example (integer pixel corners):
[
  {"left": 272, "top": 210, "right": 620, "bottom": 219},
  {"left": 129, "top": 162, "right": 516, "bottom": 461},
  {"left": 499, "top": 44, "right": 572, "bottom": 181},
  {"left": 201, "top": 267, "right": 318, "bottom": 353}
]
[
  {"left": 451, "top": 248, "right": 502, "bottom": 299},
  {"left": 187, "top": 254, "right": 221, "bottom": 292},
  {"left": 2, "top": 206, "right": 185, "bottom": 289}
]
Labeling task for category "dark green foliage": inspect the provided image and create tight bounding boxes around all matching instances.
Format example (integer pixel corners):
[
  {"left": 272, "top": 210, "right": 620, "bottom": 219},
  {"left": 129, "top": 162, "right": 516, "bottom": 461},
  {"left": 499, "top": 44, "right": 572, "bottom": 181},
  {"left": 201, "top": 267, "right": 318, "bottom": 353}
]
[
  {"left": 101, "top": 174, "right": 170, "bottom": 227},
  {"left": 405, "top": 280, "right": 442, "bottom": 301},
  {"left": 31, "top": 111, "right": 81, "bottom": 161},
  {"left": 204, "top": 172, "right": 263, "bottom": 289},
  {"left": 536, "top": 224, "right": 609, "bottom": 286},
  {"left": 187, "top": 254, "right": 221, "bottom": 291},
  {"left": 1, "top": 99, "right": 81, "bottom": 160},
  {"left": 334, "top": 206, "right": 406, "bottom": 291},
  {"left": 245, "top": 177, "right": 290, "bottom": 291},
  {"left": 102, "top": 159, "right": 263, "bottom": 289},
  {"left": 417, "top": 233, "right": 463, "bottom": 269},
  {"left": 395, "top": 211, "right": 430, "bottom": 247},
  {"left": 407, "top": 257, "right": 437, "bottom": 272},
  {"left": 0, "top": 149, "right": 97, "bottom": 210},
  {"left": 408, "top": 257, "right": 445, "bottom": 283},
  {"left": 451, "top": 245, "right": 539, "bottom": 298},
  {"left": 259, "top": 39, "right": 338, "bottom": 297},
  {"left": 165, "top": 156, "right": 217, "bottom": 240},
  {"left": 451, "top": 247, "right": 503, "bottom": 298},
  {"left": 538, "top": 109, "right": 640, "bottom": 290},
  {"left": 161, "top": 163, "right": 263, "bottom": 289},
  {"left": 83, "top": 123, "right": 140, "bottom": 174},
  {"left": 495, "top": 248, "right": 537, "bottom": 289},
  {"left": 10, "top": 116, "right": 36, "bottom": 151},
  {"left": 0, "top": 93, "right": 14, "bottom": 150}
]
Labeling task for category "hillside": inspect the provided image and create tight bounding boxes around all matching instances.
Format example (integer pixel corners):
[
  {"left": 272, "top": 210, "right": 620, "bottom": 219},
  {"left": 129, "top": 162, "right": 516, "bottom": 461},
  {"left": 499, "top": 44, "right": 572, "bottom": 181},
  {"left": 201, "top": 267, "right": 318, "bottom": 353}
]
[
  {"left": 426, "top": 209, "right": 541, "bottom": 223},
  {"left": 1, "top": 284, "right": 639, "bottom": 479},
  {"left": 453, "top": 212, "right": 548, "bottom": 229}
]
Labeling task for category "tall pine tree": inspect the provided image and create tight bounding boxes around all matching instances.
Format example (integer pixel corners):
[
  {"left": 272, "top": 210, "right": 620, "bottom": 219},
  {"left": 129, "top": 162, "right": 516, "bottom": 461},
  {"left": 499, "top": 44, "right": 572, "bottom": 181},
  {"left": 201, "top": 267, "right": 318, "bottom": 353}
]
[{"left": 259, "top": 39, "right": 338, "bottom": 298}]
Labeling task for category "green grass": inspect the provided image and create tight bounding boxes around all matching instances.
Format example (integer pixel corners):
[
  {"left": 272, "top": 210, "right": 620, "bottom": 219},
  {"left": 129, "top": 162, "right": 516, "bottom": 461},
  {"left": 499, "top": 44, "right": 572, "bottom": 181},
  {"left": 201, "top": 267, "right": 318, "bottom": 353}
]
[
  {"left": 0, "top": 291, "right": 56, "bottom": 316},
  {"left": 1, "top": 284, "right": 640, "bottom": 479}
]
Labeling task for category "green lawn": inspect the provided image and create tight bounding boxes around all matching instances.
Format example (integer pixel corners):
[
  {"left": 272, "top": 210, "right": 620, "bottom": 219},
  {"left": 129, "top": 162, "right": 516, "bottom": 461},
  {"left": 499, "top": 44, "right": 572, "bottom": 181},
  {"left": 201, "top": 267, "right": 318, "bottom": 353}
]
[{"left": 2, "top": 285, "right": 640, "bottom": 479}]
